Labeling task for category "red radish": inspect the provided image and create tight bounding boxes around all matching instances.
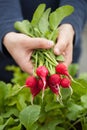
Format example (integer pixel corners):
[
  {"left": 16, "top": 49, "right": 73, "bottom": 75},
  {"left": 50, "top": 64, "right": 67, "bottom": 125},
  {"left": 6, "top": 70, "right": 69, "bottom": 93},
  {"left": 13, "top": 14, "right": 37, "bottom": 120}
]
[
  {"left": 38, "top": 78, "right": 48, "bottom": 90},
  {"left": 60, "top": 78, "right": 73, "bottom": 95},
  {"left": 60, "top": 78, "right": 71, "bottom": 88},
  {"left": 30, "top": 84, "right": 41, "bottom": 97},
  {"left": 36, "top": 66, "right": 49, "bottom": 99},
  {"left": 56, "top": 63, "right": 69, "bottom": 77},
  {"left": 25, "top": 76, "right": 41, "bottom": 103},
  {"left": 48, "top": 74, "right": 61, "bottom": 95},
  {"left": 25, "top": 76, "right": 37, "bottom": 88},
  {"left": 49, "top": 85, "right": 59, "bottom": 95}
]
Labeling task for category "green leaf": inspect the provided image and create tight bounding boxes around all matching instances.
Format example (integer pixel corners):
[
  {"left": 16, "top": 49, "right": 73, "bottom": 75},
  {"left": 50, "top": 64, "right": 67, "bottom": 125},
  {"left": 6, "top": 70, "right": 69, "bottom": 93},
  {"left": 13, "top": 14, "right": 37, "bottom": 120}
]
[
  {"left": 82, "top": 122, "right": 87, "bottom": 130},
  {"left": 0, "top": 81, "right": 8, "bottom": 110},
  {"left": 2, "top": 108, "right": 19, "bottom": 118},
  {"left": 39, "top": 119, "right": 63, "bottom": 130},
  {"left": 14, "top": 20, "right": 34, "bottom": 37},
  {"left": 47, "top": 119, "right": 63, "bottom": 130},
  {"left": 72, "top": 78, "right": 87, "bottom": 96},
  {"left": 7, "top": 123, "right": 21, "bottom": 130},
  {"left": 0, "top": 117, "right": 16, "bottom": 130},
  {"left": 67, "top": 103, "right": 83, "bottom": 120},
  {"left": 31, "top": 4, "right": 46, "bottom": 26},
  {"left": 60, "top": 87, "right": 72, "bottom": 101},
  {"left": 56, "top": 55, "right": 65, "bottom": 62},
  {"left": 68, "top": 63, "right": 79, "bottom": 77},
  {"left": 81, "top": 94, "right": 87, "bottom": 108},
  {"left": 19, "top": 105, "right": 41, "bottom": 129},
  {"left": 16, "top": 94, "right": 27, "bottom": 111},
  {"left": 56, "top": 127, "right": 65, "bottom": 130},
  {"left": 49, "top": 29, "right": 58, "bottom": 42},
  {"left": 38, "top": 8, "right": 51, "bottom": 35},
  {"left": 79, "top": 73, "right": 87, "bottom": 81},
  {"left": 6, "top": 65, "right": 28, "bottom": 85},
  {"left": 27, "top": 123, "right": 38, "bottom": 130},
  {"left": 0, "top": 116, "right": 3, "bottom": 125},
  {"left": 49, "top": 5, "right": 74, "bottom": 30},
  {"left": 45, "top": 102, "right": 61, "bottom": 112}
]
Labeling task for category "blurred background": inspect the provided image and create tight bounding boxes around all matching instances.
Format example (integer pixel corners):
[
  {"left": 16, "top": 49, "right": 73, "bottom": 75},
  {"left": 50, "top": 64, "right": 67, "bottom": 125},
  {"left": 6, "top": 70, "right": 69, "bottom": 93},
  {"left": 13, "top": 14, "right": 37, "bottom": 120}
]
[{"left": 79, "top": 24, "right": 87, "bottom": 73}]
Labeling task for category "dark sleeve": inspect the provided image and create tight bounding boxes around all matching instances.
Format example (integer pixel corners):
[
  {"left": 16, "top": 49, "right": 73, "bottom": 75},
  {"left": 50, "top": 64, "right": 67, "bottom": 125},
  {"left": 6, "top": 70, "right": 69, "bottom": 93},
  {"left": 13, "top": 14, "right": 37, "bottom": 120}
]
[
  {"left": 59, "top": 0, "right": 87, "bottom": 45},
  {"left": 0, "top": 0, "right": 23, "bottom": 53}
]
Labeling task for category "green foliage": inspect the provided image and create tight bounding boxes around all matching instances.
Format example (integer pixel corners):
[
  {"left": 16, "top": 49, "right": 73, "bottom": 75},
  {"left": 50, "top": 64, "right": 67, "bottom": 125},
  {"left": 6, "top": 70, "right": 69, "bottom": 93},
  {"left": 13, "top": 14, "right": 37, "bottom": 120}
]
[
  {"left": 19, "top": 105, "right": 41, "bottom": 130},
  {"left": 6, "top": 65, "right": 28, "bottom": 85},
  {"left": 0, "top": 64, "right": 87, "bottom": 129}
]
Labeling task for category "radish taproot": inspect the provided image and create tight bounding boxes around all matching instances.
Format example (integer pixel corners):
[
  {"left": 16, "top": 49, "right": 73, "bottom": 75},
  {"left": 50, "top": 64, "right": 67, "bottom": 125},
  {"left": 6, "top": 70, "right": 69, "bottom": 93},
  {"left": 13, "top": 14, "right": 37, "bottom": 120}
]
[
  {"left": 38, "top": 78, "right": 48, "bottom": 90},
  {"left": 48, "top": 74, "right": 61, "bottom": 95},
  {"left": 48, "top": 74, "right": 63, "bottom": 102},
  {"left": 36, "top": 66, "right": 49, "bottom": 99}
]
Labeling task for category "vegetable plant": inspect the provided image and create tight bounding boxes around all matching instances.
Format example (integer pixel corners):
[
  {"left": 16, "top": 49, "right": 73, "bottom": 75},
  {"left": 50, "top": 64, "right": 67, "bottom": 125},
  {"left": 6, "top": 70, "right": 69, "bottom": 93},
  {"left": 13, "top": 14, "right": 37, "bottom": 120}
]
[{"left": 0, "top": 64, "right": 87, "bottom": 130}]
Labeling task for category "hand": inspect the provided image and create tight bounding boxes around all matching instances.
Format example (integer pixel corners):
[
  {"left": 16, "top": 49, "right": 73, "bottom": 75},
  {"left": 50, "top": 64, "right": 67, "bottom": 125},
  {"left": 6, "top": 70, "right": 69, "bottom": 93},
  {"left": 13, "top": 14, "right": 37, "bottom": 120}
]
[
  {"left": 54, "top": 24, "right": 75, "bottom": 67},
  {"left": 3, "top": 32, "right": 54, "bottom": 74}
]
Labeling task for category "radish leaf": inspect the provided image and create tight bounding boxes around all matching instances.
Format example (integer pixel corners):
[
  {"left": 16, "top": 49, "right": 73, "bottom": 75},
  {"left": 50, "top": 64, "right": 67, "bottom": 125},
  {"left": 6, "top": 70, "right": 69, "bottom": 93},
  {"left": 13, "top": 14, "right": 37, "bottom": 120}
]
[
  {"left": 14, "top": 20, "right": 34, "bottom": 37},
  {"left": 31, "top": 4, "right": 46, "bottom": 27},
  {"left": 56, "top": 55, "right": 65, "bottom": 61},
  {"left": 38, "top": 8, "right": 51, "bottom": 35},
  {"left": 49, "top": 5, "right": 74, "bottom": 30}
]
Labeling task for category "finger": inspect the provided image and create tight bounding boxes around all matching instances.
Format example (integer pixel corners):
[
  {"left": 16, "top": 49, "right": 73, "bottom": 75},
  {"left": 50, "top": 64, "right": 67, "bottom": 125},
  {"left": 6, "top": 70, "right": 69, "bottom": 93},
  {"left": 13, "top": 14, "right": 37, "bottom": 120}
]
[
  {"left": 63, "top": 43, "right": 73, "bottom": 67},
  {"left": 17, "top": 55, "right": 34, "bottom": 75},
  {"left": 11, "top": 48, "right": 34, "bottom": 75},
  {"left": 20, "top": 60, "right": 34, "bottom": 75},
  {"left": 54, "top": 34, "right": 67, "bottom": 55}
]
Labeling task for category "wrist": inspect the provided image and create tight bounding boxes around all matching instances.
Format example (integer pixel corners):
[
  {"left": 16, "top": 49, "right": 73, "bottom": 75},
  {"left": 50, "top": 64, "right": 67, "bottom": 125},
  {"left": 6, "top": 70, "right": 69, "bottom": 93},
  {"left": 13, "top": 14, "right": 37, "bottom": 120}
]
[{"left": 59, "top": 23, "right": 75, "bottom": 36}]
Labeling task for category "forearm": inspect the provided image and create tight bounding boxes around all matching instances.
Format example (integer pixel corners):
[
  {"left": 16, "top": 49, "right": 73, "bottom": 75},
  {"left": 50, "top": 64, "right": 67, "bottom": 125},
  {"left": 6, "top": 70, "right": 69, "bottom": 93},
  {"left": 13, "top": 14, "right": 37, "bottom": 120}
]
[{"left": 0, "top": 0, "right": 23, "bottom": 53}]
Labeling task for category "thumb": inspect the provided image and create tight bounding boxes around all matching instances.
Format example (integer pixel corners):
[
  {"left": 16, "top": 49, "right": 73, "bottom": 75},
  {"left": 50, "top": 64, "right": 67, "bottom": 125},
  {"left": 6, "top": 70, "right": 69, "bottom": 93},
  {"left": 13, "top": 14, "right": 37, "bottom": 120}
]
[{"left": 26, "top": 37, "right": 54, "bottom": 50}]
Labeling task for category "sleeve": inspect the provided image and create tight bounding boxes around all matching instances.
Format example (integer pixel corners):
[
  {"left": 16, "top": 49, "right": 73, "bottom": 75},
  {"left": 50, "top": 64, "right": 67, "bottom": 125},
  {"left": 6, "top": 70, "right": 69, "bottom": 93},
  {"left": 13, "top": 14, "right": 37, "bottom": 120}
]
[
  {"left": 59, "top": 0, "right": 87, "bottom": 45},
  {"left": 0, "top": 0, "right": 23, "bottom": 53}
]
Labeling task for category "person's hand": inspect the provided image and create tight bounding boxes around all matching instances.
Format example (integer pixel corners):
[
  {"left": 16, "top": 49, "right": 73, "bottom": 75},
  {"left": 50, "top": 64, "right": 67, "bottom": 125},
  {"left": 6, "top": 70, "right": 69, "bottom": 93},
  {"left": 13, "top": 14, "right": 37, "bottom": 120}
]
[
  {"left": 54, "top": 24, "right": 75, "bottom": 67},
  {"left": 3, "top": 32, "right": 54, "bottom": 74}
]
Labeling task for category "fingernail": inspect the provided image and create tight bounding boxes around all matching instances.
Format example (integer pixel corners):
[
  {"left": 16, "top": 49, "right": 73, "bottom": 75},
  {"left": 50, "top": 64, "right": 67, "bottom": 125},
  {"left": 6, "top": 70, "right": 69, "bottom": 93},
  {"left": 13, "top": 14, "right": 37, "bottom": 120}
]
[{"left": 48, "top": 40, "right": 54, "bottom": 46}]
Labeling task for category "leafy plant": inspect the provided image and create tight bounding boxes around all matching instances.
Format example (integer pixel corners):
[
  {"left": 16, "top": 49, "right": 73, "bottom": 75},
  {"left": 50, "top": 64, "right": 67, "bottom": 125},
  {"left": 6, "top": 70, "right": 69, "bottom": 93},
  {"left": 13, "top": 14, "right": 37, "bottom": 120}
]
[{"left": 13, "top": 3, "right": 75, "bottom": 104}]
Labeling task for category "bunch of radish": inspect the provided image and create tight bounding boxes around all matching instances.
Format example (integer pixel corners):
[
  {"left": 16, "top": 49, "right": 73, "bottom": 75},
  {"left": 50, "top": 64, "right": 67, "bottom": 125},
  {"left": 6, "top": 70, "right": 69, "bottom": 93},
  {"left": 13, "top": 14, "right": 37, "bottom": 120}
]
[
  {"left": 14, "top": 4, "right": 74, "bottom": 103},
  {"left": 25, "top": 63, "right": 72, "bottom": 103}
]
